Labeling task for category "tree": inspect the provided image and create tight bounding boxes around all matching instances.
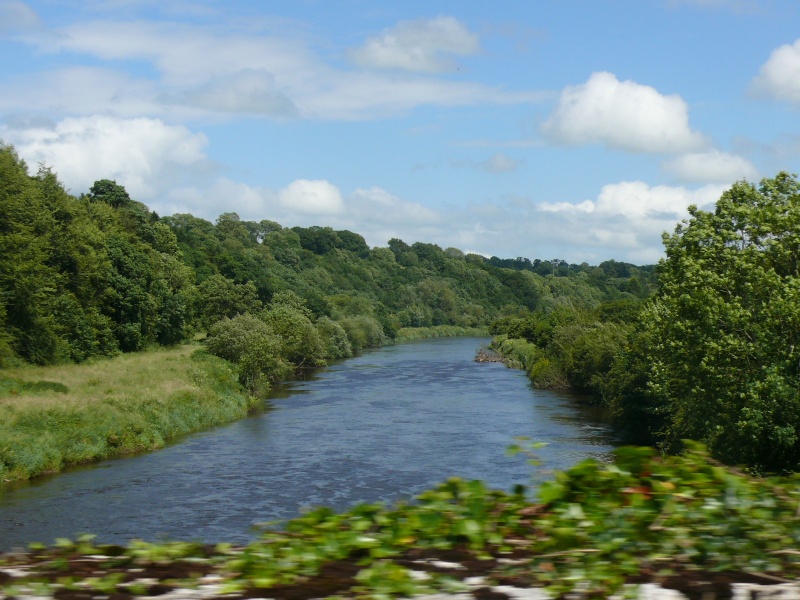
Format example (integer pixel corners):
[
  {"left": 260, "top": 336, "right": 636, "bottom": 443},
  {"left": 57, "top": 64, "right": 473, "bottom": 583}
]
[
  {"left": 261, "top": 300, "right": 326, "bottom": 368},
  {"left": 205, "top": 314, "right": 290, "bottom": 392},
  {"left": 87, "top": 179, "right": 131, "bottom": 208},
  {"left": 196, "top": 274, "right": 262, "bottom": 328},
  {"left": 639, "top": 173, "right": 800, "bottom": 471}
]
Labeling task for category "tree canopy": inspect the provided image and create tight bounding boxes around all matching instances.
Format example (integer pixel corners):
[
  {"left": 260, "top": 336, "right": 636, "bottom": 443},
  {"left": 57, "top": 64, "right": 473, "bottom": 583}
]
[{"left": 635, "top": 173, "right": 800, "bottom": 470}]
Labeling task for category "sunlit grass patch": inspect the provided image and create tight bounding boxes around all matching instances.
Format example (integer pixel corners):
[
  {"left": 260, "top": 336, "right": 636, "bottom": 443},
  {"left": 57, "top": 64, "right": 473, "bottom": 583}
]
[{"left": 0, "top": 345, "right": 255, "bottom": 483}]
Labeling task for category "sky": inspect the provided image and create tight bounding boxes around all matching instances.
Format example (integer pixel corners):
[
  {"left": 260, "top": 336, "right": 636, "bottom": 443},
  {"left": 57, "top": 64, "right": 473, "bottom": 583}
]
[{"left": 1, "top": 0, "right": 800, "bottom": 264}]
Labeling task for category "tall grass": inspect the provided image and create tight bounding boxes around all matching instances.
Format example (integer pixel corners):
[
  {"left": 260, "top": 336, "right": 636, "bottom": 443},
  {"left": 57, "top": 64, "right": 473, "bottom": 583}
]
[{"left": 0, "top": 345, "right": 258, "bottom": 484}]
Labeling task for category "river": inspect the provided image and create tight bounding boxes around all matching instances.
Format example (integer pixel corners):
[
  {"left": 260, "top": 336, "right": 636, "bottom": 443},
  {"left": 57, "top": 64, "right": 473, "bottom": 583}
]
[{"left": 0, "top": 337, "right": 616, "bottom": 551}]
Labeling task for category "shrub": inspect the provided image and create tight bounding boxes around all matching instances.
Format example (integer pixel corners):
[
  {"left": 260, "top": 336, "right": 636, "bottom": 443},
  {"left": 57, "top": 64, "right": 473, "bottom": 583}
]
[
  {"left": 205, "top": 314, "right": 290, "bottom": 391},
  {"left": 315, "top": 317, "right": 352, "bottom": 360}
]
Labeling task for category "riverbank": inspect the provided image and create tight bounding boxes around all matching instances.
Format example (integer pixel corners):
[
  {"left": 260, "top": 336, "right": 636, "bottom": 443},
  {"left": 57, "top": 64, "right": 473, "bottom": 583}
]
[
  {"left": 0, "top": 345, "right": 257, "bottom": 484},
  {"left": 2, "top": 445, "right": 798, "bottom": 599},
  {"left": 490, "top": 335, "right": 570, "bottom": 389},
  {"left": 0, "top": 329, "right": 489, "bottom": 485}
]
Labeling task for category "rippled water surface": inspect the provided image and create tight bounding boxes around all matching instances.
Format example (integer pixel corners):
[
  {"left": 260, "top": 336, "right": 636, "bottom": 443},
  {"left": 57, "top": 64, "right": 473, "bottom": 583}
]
[{"left": 0, "top": 337, "right": 616, "bottom": 550}]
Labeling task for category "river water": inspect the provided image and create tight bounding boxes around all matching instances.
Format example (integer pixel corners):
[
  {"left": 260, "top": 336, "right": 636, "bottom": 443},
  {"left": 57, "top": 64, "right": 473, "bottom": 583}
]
[{"left": 0, "top": 337, "right": 616, "bottom": 551}]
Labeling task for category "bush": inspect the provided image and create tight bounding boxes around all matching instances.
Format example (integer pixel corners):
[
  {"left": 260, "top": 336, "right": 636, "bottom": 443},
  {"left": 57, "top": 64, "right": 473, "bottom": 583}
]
[
  {"left": 261, "top": 305, "right": 326, "bottom": 367},
  {"left": 205, "top": 314, "right": 290, "bottom": 391},
  {"left": 340, "top": 315, "right": 386, "bottom": 352},
  {"left": 316, "top": 317, "right": 352, "bottom": 360}
]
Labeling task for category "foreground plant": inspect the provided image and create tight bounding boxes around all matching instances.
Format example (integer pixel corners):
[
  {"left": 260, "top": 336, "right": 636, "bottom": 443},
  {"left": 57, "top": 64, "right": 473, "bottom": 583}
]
[{"left": 4, "top": 444, "right": 800, "bottom": 598}]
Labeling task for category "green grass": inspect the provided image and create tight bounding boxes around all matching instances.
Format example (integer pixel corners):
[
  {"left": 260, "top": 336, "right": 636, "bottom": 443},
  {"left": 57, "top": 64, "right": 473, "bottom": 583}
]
[{"left": 0, "top": 345, "right": 258, "bottom": 483}]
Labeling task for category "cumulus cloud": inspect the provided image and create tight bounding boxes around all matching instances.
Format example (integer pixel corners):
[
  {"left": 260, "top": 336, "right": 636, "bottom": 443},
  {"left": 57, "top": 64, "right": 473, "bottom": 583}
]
[
  {"left": 541, "top": 72, "right": 708, "bottom": 153},
  {"left": 751, "top": 39, "right": 800, "bottom": 104},
  {"left": 349, "top": 16, "right": 480, "bottom": 73},
  {"left": 278, "top": 179, "right": 345, "bottom": 216},
  {"left": 662, "top": 150, "right": 759, "bottom": 183},
  {"left": 157, "top": 180, "right": 444, "bottom": 249},
  {"left": 1, "top": 115, "right": 208, "bottom": 198},
  {"left": 533, "top": 181, "right": 725, "bottom": 262},
  {"left": 155, "top": 175, "right": 728, "bottom": 265},
  {"left": 0, "top": 1, "right": 40, "bottom": 34},
  {"left": 540, "top": 180, "right": 721, "bottom": 219}
]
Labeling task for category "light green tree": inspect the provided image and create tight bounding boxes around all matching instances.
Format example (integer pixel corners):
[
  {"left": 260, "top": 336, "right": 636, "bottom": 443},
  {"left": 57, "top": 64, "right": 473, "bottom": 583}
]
[{"left": 641, "top": 172, "right": 800, "bottom": 470}]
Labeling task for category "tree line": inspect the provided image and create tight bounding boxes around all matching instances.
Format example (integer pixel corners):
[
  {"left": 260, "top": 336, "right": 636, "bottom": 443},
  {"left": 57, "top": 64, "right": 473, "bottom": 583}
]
[{"left": 0, "top": 142, "right": 646, "bottom": 392}]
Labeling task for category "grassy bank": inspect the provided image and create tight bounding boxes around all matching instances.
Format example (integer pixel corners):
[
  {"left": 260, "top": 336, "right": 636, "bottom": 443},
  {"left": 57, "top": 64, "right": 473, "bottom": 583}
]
[
  {"left": 0, "top": 328, "right": 490, "bottom": 485},
  {"left": 0, "top": 345, "right": 257, "bottom": 484},
  {"left": 394, "top": 325, "right": 488, "bottom": 343}
]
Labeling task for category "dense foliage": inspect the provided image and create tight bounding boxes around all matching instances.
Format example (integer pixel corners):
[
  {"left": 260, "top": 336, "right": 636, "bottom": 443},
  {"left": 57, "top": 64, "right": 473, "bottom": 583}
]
[
  {"left": 492, "top": 172, "right": 800, "bottom": 473},
  {"left": 610, "top": 173, "right": 800, "bottom": 472},
  {"left": 0, "top": 144, "right": 193, "bottom": 365},
  {"left": 0, "top": 142, "right": 641, "bottom": 392},
  {"left": 7, "top": 139, "right": 800, "bottom": 472}
]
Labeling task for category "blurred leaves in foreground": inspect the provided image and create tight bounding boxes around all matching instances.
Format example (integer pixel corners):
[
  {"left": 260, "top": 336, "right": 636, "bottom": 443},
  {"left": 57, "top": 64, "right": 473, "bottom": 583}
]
[{"left": 5, "top": 443, "right": 800, "bottom": 598}]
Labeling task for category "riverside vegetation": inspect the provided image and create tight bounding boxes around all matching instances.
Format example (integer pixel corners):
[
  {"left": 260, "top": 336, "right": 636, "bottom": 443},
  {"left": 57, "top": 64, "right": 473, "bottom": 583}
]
[
  {"left": 0, "top": 141, "right": 649, "bottom": 483},
  {"left": 491, "top": 172, "right": 800, "bottom": 474}
]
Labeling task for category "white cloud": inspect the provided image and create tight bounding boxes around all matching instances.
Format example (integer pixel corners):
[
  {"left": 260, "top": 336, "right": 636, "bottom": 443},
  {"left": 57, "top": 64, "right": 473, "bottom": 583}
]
[
  {"left": 533, "top": 181, "right": 725, "bottom": 262},
  {"left": 1, "top": 115, "right": 208, "bottom": 198},
  {"left": 539, "top": 180, "right": 721, "bottom": 220},
  {"left": 301, "top": 72, "right": 542, "bottom": 120},
  {"left": 0, "top": 66, "right": 160, "bottom": 117},
  {"left": 663, "top": 150, "right": 759, "bottom": 183},
  {"left": 349, "top": 16, "right": 480, "bottom": 73},
  {"left": 541, "top": 72, "right": 708, "bottom": 154},
  {"left": 44, "top": 20, "right": 316, "bottom": 92},
  {"left": 19, "top": 19, "right": 539, "bottom": 121},
  {"left": 278, "top": 179, "right": 345, "bottom": 216},
  {"left": 751, "top": 39, "right": 800, "bottom": 104},
  {"left": 157, "top": 181, "right": 443, "bottom": 249},
  {"left": 156, "top": 176, "right": 727, "bottom": 265},
  {"left": 0, "top": 1, "right": 40, "bottom": 34}
]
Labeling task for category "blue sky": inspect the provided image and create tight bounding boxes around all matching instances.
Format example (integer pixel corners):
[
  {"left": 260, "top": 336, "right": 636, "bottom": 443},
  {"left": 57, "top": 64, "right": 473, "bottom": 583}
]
[{"left": 2, "top": 0, "right": 800, "bottom": 264}]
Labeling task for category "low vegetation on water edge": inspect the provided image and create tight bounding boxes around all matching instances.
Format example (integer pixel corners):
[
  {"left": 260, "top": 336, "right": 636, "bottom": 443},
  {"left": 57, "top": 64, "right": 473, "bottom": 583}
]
[
  {"left": 3, "top": 444, "right": 800, "bottom": 599},
  {"left": 393, "top": 325, "right": 488, "bottom": 342},
  {"left": 0, "top": 345, "right": 257, "bottom": 483}
]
